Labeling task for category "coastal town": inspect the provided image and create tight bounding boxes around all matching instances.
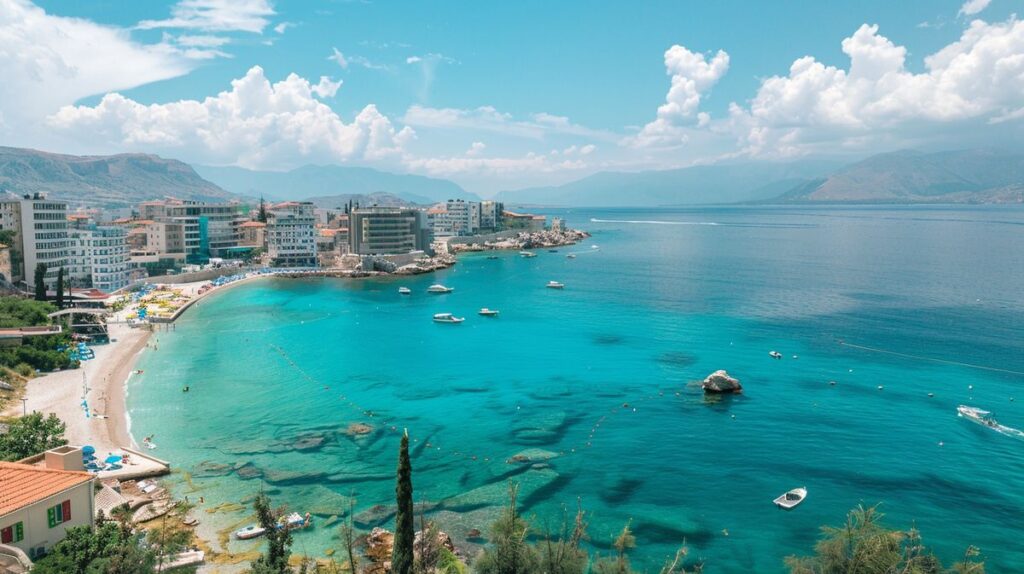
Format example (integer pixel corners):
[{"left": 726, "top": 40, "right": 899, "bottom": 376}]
[{"left": 0, "top": 192, "right": 589, "bottom": 573}]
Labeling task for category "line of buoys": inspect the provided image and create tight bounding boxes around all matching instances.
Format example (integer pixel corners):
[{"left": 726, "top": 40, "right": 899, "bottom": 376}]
[{"left": 838, "top": 340, "right": 1024, "bottom": 377}]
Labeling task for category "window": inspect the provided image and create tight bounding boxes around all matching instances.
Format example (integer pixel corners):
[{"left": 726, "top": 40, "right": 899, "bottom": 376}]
[
  {"left": 47, "top": 500, "right": 71, "bottom": 528},
  {"left": 1, "top": 521, "right": 24, "bottom": 543}
]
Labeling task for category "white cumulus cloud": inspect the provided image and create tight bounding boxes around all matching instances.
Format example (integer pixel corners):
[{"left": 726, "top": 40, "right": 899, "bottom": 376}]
[
  {"left": 47, "top": 66, "right": 413, "bottom": 169},
  {"left": 629, "top": 44, "right": 730, "bottom": 148},
  {"left": 730, "top": 18, "right": 1024, "bottom": 157}
]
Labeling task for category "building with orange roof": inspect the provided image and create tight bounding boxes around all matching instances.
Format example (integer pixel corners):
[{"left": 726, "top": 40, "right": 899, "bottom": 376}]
[
  {"left": 0, "top": 454, "right": 95, "bottom": 560},
  {"left": 238, "top": 220, "right": 266, "bottom": 248}
]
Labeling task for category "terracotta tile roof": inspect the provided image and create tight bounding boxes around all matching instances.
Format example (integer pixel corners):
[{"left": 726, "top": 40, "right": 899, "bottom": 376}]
[
  {"left": 239, "top": 221, "right": 266, "bottom": 228},
  {"left": 0, "top": 462, "right": 92, "bottom": 517}
]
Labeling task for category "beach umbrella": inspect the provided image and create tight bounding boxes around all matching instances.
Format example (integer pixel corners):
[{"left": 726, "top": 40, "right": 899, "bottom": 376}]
[
  {"left": 82, "top": 445, "right": 95, "bottom": 455},
  {"left": 104, "top": 455, "right": 123, "bottom": 464}
]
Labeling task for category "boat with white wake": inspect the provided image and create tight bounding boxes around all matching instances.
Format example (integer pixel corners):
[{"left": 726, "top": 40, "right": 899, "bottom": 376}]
[{"left": 958, "top": 405, "right": 1024, "bottom": 439}]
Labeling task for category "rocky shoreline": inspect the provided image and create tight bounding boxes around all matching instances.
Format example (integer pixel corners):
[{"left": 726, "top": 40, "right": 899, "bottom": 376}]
[{"left": 448, "top": 228, "right": 591, "bottom": 253}]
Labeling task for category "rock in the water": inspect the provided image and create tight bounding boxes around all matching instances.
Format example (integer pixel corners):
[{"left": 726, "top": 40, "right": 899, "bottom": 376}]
[
  {"left": 345, "top": 422, "right": 374, "bottom": 436},
  {"left": 701, "top": 370, "right": 742, "bottom": 394},
  {"left": 506, "top": 448, "right": 559, "bottom": 464}
]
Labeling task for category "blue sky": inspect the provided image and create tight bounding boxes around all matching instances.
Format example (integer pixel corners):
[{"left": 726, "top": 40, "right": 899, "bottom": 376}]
[{"left": 5, "top": 0, "right": 1024, "bottom": 195}]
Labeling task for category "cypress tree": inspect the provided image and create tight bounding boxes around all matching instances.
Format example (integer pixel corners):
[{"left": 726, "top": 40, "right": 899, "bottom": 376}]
[
  {"left": 257, "top": 196, "right": 268, "bottom": 223},
  {"left": 33, "top": 263, "right": 47, "bottom": 301},
  {"left": 56, "top": 267, "right": 65, "bottom": 309},
  {"left": 391, "top": 429, "right": 415, "bottom": 574}
]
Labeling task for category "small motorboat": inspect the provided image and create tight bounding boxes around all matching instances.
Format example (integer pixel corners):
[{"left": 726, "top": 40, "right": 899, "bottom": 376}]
[
  {"left": 546, "top": 281, "right": 565, "bottom": 289},
  {"left": 433, "top": 313, "right": 465, "bottom": 324},
  {"left": 958, "top": 405, "right": 999, "bottom": 429},
  {"left": 478, "top": 308, "right": 500, "bottom": 317},
  {"left": 548, "top": 249, "right": 559, "bottom": 253},
  {"left": 519, "top": 251, "right": 537, "bottom": 258},
  {"left": 234, "top": 524, "right": 267, "bottom": 540},
  {"left": 486, "top": 255, "right": 499, "bottom": 260},
  {"left": 769, "top": 351, "right": 782, "bottom": 359},
  {"left": 427, "top": 284, "right": 454, "bottom": 293},
  {"left": 567, "top": 254, "right": 577, "bottom": 259},
  {"left": 398, "top": 287, "right": 411, "bottom": 295},
  {"left": 235, "top": 512, "right": 311, "bottom": 540},
  {"left": 774, "top": 487, "right": 807, "bottom": 510}
]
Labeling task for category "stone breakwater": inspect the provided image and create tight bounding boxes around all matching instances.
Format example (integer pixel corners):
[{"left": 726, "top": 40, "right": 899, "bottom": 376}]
[{"left": 449, "top": 228, "right": 591, "bottom": 253}]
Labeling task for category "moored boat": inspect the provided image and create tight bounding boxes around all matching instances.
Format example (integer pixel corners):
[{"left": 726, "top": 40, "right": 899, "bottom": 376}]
[
  {"left": 433, "top": 313, "right": 465, "bottom": 324},
  {"left": 773, "top": 487, "right": 807, "bottom": 509},
  {"left": 427, "top": 284, "right": 454, "bottom": 293},
  {"left": 398, "top": 287, "right": 411, "bottom": 295},
  {"left": 235, "top": 512, "right": 312, "bottom": 540},
  {"left": 546, "top": 281, "right": 565, "bottom": 289},
  {"left": 519, "top": 251, "right": 537, "bottom": 258},
  {"left": 567, "top": 254, "right": 577, "bottom": 259},
  {"left": 478, "top": 308, "right": 500, "bottom": 317},
  {"left": 769, "top": 351, "right": 782, "bottom": 359}
]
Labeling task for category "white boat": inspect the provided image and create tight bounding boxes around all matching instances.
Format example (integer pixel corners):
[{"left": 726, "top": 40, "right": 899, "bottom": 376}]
[
  {"left": 773, "top": 487, "right": 807, "bottom": 509},
  {"left": 769, "top": 351, "right": 782, "bottom": 359},
  {"left": 567, "top": 254, "right": 577, "bottom": 259},
  {"left": 433, "top": 313, "right": 465, "bottom": 324},
  {"left": 478, "top": 308, "right": 500, "bottom": 317},
  {"left": 519, "top": 251, "right": 537, "bottom": 258},
  {"left": 958, "top": 405, "right": 999, "bottom": 428},
  {"left": 427, "top": 284, "right": 454, "bottom": 293},
  {"left": 235, "top": 512, "right": 311, "bottom": 540},
  {"left": 398, "top": 287, "right": 411, "bottom": 295},
  {"left": 234, "top": 524, "right": 266, "bottom": 540},
  {"left": 546, "top": 281, "right": 565, "bottom": 289}
]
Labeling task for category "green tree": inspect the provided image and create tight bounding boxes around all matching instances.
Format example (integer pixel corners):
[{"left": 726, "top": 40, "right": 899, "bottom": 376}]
[
  {"left": 392, "top": 429, "right": 415, "bottom": 574},
  {"left": 0, "top": 411, "right": 67, "bottom": 461},
  {"left": 31, "top": 519, "right": 157, "bottom": 574},
  {"left": 0, "top": 296, "right": 57, "bottom": 327},
  {"left": 55, "top": 267, "right": 65, "bottom": 309},
  {"left": 785, "top": 504, "right": 984, "bottom": 574},
  {"left": 33, "top": 263, "right": 47, "bottom": 301},
  {"left": 258, "top": 196, "right": 269, "bottom": 223},
  {"left": 250, "top": 492, "right": 294, "bottom": 574},
  {"left": 474, "top": 483, "right": 540, "bottom": 574}
]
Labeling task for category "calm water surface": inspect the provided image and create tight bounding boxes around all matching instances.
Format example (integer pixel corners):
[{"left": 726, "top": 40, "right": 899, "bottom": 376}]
[{"left": 129, "top": 206, "right": 1024, "bottom": 572}]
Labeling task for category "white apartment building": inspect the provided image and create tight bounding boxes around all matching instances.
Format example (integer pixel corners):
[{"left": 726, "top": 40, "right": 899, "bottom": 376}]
[
  {"left": 68, "top": 222, "right": 130, "bottom": 293},
  {"left": 430, "top": 199, "right": 481, "bottom": 238},
  {"left": 0, "top": 194, "right": 69, "bottom": 288},
  {"left": 266, "top": 202, "right": 317, "bottom": 267}
]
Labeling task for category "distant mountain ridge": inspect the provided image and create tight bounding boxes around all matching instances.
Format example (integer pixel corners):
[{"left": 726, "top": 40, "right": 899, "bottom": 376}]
[
  {"left": 0, "top": 146, "right": 234, "bottom": 208},
  {"left": 497, "top": 149, "right": 1024, "bottom": 206},
  {"left": 304, "top": 192, "right": 416, "bottom": 209},
  {"left": 495, "top": 161, "right": 840, "bottom": 207},
  {"left": 195, "top": 164, "right": 477, "bottom": 205},
  {"left": 772, "top": 149, "right": 1024, "bottom": 204}
]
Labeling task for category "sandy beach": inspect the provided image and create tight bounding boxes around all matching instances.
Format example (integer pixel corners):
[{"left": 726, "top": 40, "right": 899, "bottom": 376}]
[
  {"left": 2, "top": 320, "right": 151, "bottom": 454},
  {"left": 1, "top": 275, "right": 261, "bottom": 455}
]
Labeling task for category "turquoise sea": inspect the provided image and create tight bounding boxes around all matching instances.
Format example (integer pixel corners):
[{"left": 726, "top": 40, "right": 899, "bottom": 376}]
[{"left": 128, "top": 206, "right": 1024, "bottom": 572}]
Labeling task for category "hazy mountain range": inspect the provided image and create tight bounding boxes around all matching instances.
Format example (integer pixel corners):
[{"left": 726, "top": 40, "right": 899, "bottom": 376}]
[
  {"left": 0, "top": 146, "right": 1020, "bottom": 209},
  {"left": 0, "top": 146, "right": 233, "bottom": 208},
  {"left": 495, "top": 149, "right": 1024, "bottom": 206},
  {"left": 772, "top": 149, "right": 1024, "bottom": 204},
  {"left": 194, "top": 164, "right": 478, "bottom": 205},
  {"left": 495, "top": 160, "right": 841, "bottom": 206}
]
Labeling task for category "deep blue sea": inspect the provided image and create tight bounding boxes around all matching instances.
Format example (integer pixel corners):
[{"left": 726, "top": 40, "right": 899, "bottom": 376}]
[{"left": 128, "top": 206, "right": 1024, "bottom": 572}]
